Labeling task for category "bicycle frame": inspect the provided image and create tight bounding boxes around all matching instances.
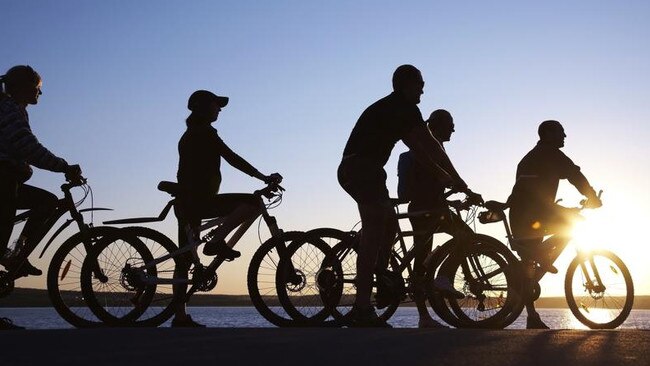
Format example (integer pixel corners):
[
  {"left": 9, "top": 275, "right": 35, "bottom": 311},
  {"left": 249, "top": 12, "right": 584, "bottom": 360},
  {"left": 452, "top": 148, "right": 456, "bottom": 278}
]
[
  {"left": 7, "top": 182, "right": 112, "bottom": 260},
  {"left": 487, "top": 196, "right": 606, "bottom": 288},
  {"left": 339, "top": 199, "right": 499, "bottom": 302},
  {"left": 104, "top": 183, "right": 290, "bottom": 301},
  {"left": 395, "top": 203, "right": 507, "bottom": 296}
]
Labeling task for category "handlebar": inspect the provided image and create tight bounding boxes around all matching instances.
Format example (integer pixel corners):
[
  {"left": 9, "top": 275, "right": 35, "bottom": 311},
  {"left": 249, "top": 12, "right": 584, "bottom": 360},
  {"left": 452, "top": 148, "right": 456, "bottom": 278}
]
[
  {"left": 444, "top": 188, "right": 484, "bottom": 211},
  {"left": 61, "top": 176, "right": 88, "bottom": 192},
  {"left": 254, "top": 181, "right": 285, "bottom": 199}
]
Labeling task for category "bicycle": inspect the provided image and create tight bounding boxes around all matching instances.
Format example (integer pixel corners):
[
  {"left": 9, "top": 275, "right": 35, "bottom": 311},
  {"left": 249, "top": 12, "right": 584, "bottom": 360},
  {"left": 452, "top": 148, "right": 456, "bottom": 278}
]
[
  {"left": 285, "top": 191, "right": 522, "bottom": 328},
  {"left": 78, "top": 179, "right": 331, "bottom": 327},
  {"left": 477, "top": 191, "right": 634, "bottom": 329},
  {"left": 0, "top": 177, "right": 122, "bottom": 328}
]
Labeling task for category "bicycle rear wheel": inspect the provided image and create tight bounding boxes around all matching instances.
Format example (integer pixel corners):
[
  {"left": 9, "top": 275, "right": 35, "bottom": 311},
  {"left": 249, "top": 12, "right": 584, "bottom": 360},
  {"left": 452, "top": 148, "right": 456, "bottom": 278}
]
[
  {"left": 80, "top": 227, "right": 180, "bottom": 327},
  {"left": 565, "top": 250, "right": 634, "bottom": 329},
  {"left": 47, "top": 226, "right": 118, "bottom": 328},
  {"left": 247, "top": 231, "right": 306, "bottom": 327},
  {"left": 276, "top": 228, "right": 343, "bottom": 326}
]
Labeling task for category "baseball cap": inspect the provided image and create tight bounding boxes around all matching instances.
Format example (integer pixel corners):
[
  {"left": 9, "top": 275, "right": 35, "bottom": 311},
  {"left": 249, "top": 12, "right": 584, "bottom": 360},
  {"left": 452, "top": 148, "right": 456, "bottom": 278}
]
[{"left": 187, "top": 90, "right": 229, "bottom": 111}]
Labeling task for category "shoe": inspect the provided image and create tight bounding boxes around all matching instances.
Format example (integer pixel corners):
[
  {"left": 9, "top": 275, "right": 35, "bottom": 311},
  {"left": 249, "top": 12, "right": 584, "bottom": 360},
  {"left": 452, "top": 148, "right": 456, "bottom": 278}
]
[
  {"left": 1, "top": 258, "right": 42, "bottom": 277},
  {"left": 526, "top": 313, "right": 550, "bottom": 329},
  {"left": 202, "top": 239, "right": 241, "bottom": 260},
  {"left": 171, "top": 315, "right": 206, "bottom": 328},
  {"left": 348, "top": 307, "right": 392, "bottom": 328},
  {"left": 0, "top": 317, "right": 25, "bottom": 330},
  {"left": 418, "top": 317, "right": 448, "bottom": 329},
  {"left": 433, "top": 276, "right": 464, "bottom": 299}
]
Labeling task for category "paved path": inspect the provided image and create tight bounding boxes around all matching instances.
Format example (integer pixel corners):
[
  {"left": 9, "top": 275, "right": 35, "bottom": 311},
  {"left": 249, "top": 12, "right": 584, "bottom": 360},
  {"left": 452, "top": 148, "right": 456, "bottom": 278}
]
[{"left": 1, "top": 328, "right": 648, "bottom": 366}]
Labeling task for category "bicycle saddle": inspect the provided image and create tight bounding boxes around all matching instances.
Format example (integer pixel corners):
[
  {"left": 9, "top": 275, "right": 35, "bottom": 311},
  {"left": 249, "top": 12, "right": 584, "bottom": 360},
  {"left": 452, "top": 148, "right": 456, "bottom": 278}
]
[{"left": 157, "top": 181, "right": 180, "bottom": 196}]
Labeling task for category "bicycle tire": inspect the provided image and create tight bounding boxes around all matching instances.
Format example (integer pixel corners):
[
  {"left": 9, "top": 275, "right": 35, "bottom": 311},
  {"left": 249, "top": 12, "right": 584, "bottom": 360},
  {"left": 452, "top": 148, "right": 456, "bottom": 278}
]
[
  {"left": 321, "top": 233, "right": 400, "bottom": 325},
  {"left": 80, "top": 228, "right": 178, "bottom": 327},
  {"left": 116, "top": 226, "right": 182, "bottom": 327},
  {"left": 564, "top": 250, "right": 634, "bottom": 329},
  {"left": 423, "top": 240, "right": 464, "bottom": 327},
  {"left": 276, "top": 228, "right": 344, "bottom": 326},
  {"left": 47, "top": 226, "right": 119, "bottom": 328},
  {"left": 439, "top": 236, "right": 522, "bottom": 328},
  {"left": 247, "top": 231, "right": 306, "bottom": 327}
]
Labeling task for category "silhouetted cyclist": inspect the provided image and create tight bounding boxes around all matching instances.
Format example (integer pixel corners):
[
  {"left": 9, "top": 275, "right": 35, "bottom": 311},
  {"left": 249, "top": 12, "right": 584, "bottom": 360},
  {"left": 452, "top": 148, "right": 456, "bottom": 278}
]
[
  {"left": 338, "top": 65, "right": 470, "bottom": 327},
  {"left": 0, "top": 65, "right": 82, "bottom": 330},
  {"left": 397, "top": 109, "right": 480, "bottom": 328},
  {"left": 508, "top": 120, "right": 602, "bottom": 329},
  {"left": 172, "top": 89, "right": 280, "bottom": 327}
]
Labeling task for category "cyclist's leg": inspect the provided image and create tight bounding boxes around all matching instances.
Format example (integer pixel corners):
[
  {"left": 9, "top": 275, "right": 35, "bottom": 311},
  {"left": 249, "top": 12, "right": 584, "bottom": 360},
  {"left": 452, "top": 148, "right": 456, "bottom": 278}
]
[
  {"left": 172, "top": 216, "right": 195, "bottom": 324},
  {"left": 408, "top": 201, "right": 444, "bottom": 327},
  {"left": 338, "top": 158, "right": 392, "bottom": 326},
  {"left": 356, "top": 201, "right": 394, "bottom": 309},
  {"left": 510, "top": 212, "right": 548, "bottom": 327},
  {"left": 15, "top": 184, "right": 58, "bottom": 254},
  {"left": 201, "top": 193, "right": 260, "bottom": 255},
  {"left": 0, "top": 176, "right": 18, "bottom": 259}
]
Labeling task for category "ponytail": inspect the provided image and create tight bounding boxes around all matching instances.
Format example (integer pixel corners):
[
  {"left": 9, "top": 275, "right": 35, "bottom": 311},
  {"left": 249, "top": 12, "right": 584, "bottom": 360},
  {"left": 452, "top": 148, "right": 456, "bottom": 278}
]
[
  {"left": 1, "top": 65, "right": 41, "bottom": 100},
  {"left": 0, "top": 75, "right": 6, "bottom": 100}
]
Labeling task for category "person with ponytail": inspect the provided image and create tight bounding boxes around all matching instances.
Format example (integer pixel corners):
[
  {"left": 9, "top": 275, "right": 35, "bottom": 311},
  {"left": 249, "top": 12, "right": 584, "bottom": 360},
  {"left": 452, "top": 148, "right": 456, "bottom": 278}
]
[
  {"left": 171, "top": 89, "right": 280, "bottom": 327},
  {"left": 0, "top": 65, "right": 82, "bottom": 330}
]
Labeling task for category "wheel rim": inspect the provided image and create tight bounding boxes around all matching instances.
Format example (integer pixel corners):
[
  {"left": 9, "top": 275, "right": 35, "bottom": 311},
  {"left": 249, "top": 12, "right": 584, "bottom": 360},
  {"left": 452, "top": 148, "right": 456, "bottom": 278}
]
[
  {"left": 82, "top": 233, "right": 156, "bottom": 323},
  {"left": 278, "top": 237, "right": 331, "bottom": 322},
  {"left": 567, "top": 252, "right": 633, "bottom": 328},
  {"left": 48, "top": 227, "right": 119, "bottom": 327}
]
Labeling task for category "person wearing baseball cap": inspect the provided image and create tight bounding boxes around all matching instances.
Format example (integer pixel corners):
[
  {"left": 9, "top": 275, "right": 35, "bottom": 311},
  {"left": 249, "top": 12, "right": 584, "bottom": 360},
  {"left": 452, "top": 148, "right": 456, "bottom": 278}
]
[{"left": 172, "top": 89, "right": 281, "bottom": 327}]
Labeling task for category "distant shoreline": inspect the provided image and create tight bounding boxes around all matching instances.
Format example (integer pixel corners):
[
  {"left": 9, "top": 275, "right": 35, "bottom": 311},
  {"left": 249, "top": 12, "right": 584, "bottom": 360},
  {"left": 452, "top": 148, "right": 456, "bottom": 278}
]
[{"left": 2, "top": 287, "right": 649, "bottom": 309}]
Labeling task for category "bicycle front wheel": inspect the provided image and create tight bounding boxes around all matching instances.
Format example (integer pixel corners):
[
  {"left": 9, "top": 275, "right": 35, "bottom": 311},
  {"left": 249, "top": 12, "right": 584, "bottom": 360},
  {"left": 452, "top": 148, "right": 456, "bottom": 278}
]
[
  {"left": 247, "top": 231, "right": 306, "bottom": 327},
  {"left": 276, "top": 228, "right": 344, "bottom": 326},
  {"left": 80, "top": 227, "right": 180, "bottom": 327},
  {"left": 322, "top": 233, "right": 400, "bottom": 325},
  {"left": 47, "top": 226, "right": 118, "bottom": 328},
  {"left": 565, "top": 250, "right": 634, "bottom": 329},
  {"left": 436, "top": 235, "right": 523, "bottom": 329}
]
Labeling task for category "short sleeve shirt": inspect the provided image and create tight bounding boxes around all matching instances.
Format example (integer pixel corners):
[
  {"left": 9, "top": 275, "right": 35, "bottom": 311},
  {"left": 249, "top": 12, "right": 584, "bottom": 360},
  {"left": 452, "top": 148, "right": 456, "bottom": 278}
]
[{"left": 342, "top": 92, "right": 424, "bottom": 167}]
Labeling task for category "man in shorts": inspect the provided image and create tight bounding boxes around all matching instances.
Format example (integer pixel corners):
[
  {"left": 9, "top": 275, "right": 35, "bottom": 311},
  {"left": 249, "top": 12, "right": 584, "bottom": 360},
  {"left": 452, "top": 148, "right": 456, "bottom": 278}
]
[{"left": 338, "top": 65, "right": 471, "bottom": 327}]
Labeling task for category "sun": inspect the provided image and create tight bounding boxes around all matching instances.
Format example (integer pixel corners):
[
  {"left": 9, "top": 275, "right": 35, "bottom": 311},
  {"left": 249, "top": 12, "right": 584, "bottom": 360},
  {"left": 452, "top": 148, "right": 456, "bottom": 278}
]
[{"left": 569, "top": 204, "right": 644, "bottom": 258}]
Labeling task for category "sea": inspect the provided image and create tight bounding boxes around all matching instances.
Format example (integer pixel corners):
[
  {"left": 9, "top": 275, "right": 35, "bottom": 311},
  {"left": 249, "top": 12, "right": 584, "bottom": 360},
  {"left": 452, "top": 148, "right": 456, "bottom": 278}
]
[{"left": 2, "top": 307, "right": 649, "bottom": 330}]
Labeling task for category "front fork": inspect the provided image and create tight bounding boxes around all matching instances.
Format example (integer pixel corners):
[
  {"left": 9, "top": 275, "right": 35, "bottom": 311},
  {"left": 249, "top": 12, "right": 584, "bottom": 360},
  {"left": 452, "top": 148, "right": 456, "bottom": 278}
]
[{"left": 576, "top": 251, "right": 605, "bottom": 294}]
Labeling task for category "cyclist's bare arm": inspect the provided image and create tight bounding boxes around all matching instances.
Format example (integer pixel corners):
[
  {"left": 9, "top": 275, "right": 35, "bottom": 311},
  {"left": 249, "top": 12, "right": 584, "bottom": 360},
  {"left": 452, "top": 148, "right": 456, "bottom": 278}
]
[
  {"left": 403, "top": 124, "right": 466, "bottom": 189},
  {"left": 218, "top": 140, "right": 267, "bottom": 181}
]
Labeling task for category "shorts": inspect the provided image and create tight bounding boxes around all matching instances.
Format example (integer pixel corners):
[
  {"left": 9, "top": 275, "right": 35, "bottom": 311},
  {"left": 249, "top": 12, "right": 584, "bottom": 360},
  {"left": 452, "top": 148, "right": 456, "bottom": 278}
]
[
  {"left": 337, "top": 156, "right": 389, "bottom": 206},
  {"left": 175, "top": 193, "right": 259, "bottom": 224},
  {"left": 509, "top": 205, "right": 576, "bottom": 259}
]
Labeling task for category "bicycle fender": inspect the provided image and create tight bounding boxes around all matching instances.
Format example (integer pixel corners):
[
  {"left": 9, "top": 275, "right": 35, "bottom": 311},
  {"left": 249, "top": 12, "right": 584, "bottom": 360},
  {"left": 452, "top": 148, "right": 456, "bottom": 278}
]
[
  {"left": 38, "top": 207, "right": 113, "bottom": 258},
  {"left": 79, "top": 207, "right": 113, "bottom": 214},
  {"left": 39, "top": 219, "right": 74, "bottom": 258}
]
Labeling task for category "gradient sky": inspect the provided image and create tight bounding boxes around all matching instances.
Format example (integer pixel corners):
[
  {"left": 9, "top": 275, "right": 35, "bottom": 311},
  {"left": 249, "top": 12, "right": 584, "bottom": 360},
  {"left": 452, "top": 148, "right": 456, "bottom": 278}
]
[{"left": 2, "top": 1, "right": 649, "bottom": 296}]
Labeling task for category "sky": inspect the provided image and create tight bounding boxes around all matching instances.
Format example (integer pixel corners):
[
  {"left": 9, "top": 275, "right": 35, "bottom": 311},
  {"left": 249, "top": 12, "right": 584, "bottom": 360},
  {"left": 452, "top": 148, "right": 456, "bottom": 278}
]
[{"left": 2, "top": 0, "right": 649, "bottom": 296}]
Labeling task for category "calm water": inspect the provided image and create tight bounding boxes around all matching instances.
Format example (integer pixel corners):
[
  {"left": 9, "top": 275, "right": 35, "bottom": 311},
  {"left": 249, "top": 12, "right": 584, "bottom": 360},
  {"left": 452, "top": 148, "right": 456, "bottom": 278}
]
[{"left": 2, "top": 307, "right": 649, "bottom": 329}]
